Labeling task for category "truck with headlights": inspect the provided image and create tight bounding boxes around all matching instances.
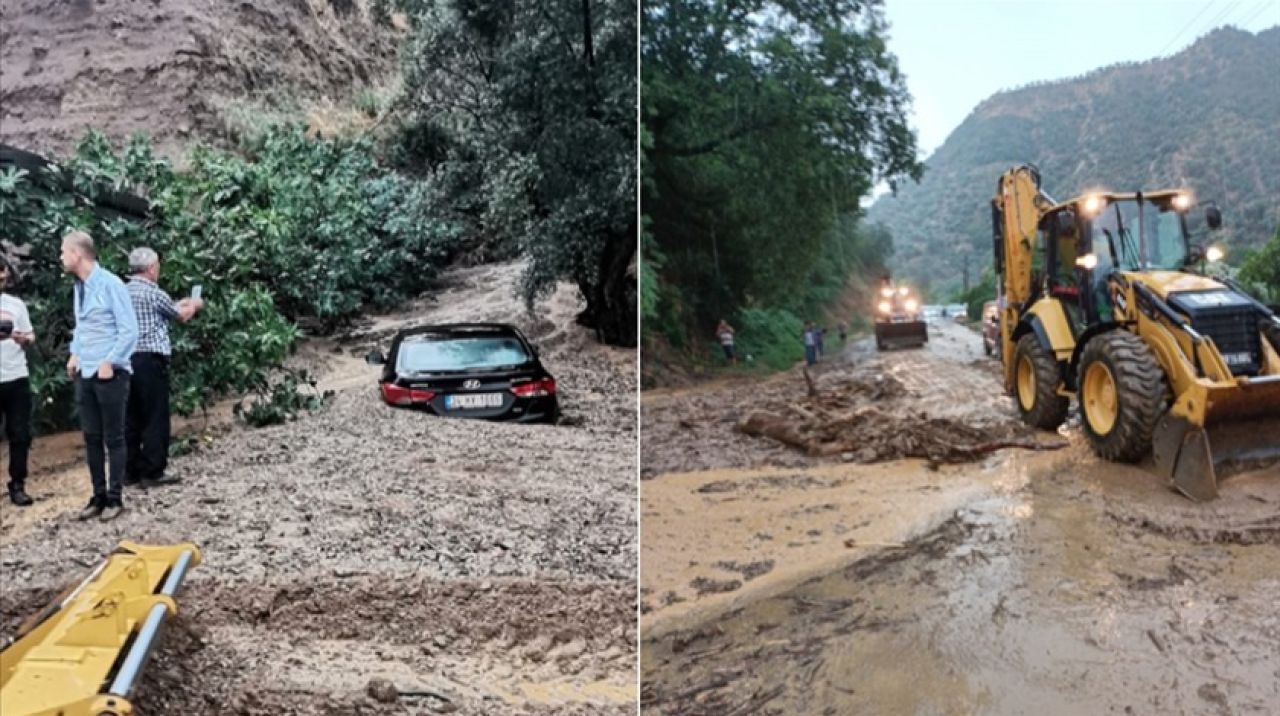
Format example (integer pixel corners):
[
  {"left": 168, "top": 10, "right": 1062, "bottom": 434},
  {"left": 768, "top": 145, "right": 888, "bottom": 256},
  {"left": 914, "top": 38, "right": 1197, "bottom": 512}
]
[{"left": 873, "top": 276, "right": 929, "bottom": 350}]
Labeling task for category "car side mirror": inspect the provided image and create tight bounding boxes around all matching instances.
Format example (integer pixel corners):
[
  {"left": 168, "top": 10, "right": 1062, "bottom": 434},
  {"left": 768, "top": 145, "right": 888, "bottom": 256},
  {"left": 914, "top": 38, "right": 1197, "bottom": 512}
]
[
  {"left": 365, "top": 349, "right": 385, "bottom": 365},
  {"left": 1205, "top": 205, "right": 1222, "bottom": 230}
]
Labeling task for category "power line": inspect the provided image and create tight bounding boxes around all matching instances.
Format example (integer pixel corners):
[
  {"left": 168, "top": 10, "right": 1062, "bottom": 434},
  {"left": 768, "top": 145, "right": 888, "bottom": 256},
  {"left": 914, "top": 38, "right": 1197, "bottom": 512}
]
[
  {"left": 1158, "top": 1, "right": 1219, "bottom": 56},
  {"left": 1197, "top": 0, "right": 1248, "bottom": 37},
  {"left": 1236, "top": 0, "right": 1279, "bottom": 30}
]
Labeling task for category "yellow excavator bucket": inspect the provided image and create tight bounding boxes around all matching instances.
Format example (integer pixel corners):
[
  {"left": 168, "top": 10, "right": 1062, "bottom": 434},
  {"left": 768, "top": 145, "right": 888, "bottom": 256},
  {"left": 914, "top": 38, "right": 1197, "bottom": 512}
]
[{"left": 0, "top": 541, "right": 201, "bottom": 716}]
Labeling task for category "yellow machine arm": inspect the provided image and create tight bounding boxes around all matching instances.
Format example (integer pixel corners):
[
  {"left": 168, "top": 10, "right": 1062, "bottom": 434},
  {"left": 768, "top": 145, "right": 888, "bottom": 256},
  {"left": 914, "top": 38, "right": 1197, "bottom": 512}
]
[
  {"left": 0, "top": 542, "right": 202, "bottom": 716},
  {"left": 992, "top": 165, "right": 1056, "bottom": 391}
]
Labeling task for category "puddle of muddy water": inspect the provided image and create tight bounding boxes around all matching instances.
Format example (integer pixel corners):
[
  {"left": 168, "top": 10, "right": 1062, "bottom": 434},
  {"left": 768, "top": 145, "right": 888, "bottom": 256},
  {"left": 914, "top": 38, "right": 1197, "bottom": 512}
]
[{"left": 643, "top": 454, "right": 1280, "bottom": 715}]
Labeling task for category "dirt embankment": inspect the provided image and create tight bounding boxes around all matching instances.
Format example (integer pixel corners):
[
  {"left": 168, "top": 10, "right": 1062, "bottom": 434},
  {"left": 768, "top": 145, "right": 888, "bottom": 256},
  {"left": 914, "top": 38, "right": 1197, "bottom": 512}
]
[
  {"left": 0, "top": 0, "right": 398, "bottom": 158},
  {"left": 642, "top": 319, "right": 1280, "bottom": 714},
  {"left": 0, "top": 262, "right": 637, "bottom": 715}
]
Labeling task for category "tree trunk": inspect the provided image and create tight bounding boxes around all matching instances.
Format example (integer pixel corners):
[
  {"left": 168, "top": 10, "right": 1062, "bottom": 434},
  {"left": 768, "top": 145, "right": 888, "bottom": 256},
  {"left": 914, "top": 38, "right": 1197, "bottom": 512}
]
[{"left": 577, "top": 223, "right": 637, "bottom": 347}]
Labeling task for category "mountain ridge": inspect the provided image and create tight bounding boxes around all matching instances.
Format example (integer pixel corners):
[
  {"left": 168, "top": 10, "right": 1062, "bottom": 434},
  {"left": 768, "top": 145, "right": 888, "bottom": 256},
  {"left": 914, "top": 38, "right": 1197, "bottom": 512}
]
[{"left": 867, "top": 25, "right": 1280, "bottom": 297}]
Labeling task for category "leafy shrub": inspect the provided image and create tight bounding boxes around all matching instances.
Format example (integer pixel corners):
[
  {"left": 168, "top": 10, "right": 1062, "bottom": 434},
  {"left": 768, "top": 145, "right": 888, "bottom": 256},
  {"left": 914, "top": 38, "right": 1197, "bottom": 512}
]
[
  {"left": 0, "top": 128, "right": 456, "bottom": 433},
  {"left": 733, "top": 307, "right": 805, "bottom": 371},
  {"left": 234, "top": 369, "right": 333, "bottom": 427}
]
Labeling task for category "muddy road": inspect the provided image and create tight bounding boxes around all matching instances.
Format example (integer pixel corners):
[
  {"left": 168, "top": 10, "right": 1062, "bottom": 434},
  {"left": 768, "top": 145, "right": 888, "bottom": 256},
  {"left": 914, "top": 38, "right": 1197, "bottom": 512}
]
[
  {"left": 641, "top": 320, "right": 1280, "bottom": 715},
  {"left": 0, "top": 262, "right": 637, "bottom": 715}
]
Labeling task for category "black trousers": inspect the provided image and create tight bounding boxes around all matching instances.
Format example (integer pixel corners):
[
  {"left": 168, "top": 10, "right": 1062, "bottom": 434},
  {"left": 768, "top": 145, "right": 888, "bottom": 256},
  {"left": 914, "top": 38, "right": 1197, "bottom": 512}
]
[
  {"left": 1, "top": 377, "right": 32, "bottom": 493},
  {"left": 127, "top": 353, "right": 170, "bottom": 483},
  {"left": 77, "top": 373, "right": 129, "bottom": 504}
]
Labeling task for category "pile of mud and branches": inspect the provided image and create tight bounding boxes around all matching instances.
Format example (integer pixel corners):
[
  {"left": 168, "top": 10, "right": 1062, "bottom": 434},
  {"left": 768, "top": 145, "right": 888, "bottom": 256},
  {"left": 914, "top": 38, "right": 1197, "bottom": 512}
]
[{"left": 736, "top": 369, "right": 1065, "bottom": 465}]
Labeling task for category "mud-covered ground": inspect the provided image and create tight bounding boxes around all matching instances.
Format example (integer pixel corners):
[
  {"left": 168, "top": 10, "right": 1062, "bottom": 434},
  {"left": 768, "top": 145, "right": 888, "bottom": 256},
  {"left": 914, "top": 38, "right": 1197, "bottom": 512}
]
[
  {"left": 641, "top": 319, "right": 1280, "bottom": 715},
  {"left": 0, "top": 0, "right": 399, "bottom": 158},
  {"left": 0, "top": 262, "right": 637, "bottom": 714}
]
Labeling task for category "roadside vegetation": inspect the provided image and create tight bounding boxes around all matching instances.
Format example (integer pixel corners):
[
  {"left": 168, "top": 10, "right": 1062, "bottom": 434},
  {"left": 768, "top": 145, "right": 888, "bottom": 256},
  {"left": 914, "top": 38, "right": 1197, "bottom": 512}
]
[{"left": 640, "top": 0, "right": 920, "bottom": 377}]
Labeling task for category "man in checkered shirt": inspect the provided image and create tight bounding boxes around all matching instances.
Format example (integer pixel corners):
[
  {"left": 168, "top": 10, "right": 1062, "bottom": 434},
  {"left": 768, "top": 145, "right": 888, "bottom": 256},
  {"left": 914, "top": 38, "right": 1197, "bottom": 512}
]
[{"left": 125, "top": 247, "right": 203, "bottom": 489}]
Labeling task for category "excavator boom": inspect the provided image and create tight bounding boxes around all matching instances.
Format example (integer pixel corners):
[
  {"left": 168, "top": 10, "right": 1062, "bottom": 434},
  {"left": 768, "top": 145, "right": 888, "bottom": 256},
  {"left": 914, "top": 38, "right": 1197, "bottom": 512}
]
[{"left": 0, "top": 542, "right": 202, "bottom": 716}]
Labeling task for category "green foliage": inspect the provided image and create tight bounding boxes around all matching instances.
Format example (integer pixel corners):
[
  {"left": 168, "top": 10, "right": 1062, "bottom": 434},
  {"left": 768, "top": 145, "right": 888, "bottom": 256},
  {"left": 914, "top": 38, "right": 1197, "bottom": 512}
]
[
  {"left": 867, "top": 26, "right": 1280, "bottom": 296},
  {"left": 948, "top": 269, "right": 998, "bottom": 326},
  {"left": 642, "top": 0, "right": 921, "bottom": 366},
  {"left": 234, "top": 369, "right": 333, "bottom": 427},
  {"left": 1239, "top": 226, "right": 1280, "bottom": 303},
  {"left": 0, "top": 129, "right": 455, "bottom": 433},
  {"left": 733, "top": 307, "right": 804, "bottom": 371},
  {"left": 392, "top": 0, "right": 637, "bottom": 345}
]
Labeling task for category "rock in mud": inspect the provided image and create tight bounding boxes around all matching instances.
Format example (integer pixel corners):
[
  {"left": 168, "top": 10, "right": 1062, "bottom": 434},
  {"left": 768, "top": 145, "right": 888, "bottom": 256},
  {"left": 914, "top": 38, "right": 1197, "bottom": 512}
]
[{"left": 365, "top": 678, "right": 399, "bottom": 704}]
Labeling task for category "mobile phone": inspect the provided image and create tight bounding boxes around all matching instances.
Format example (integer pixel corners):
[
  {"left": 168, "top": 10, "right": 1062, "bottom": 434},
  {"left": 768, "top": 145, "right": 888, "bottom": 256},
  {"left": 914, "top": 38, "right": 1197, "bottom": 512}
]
[
  {"left": 0, "top": 320, "right": 12, "bottom": 339},
  {"left": 191, "top": 285, "right": 203, "bottom": 300}
]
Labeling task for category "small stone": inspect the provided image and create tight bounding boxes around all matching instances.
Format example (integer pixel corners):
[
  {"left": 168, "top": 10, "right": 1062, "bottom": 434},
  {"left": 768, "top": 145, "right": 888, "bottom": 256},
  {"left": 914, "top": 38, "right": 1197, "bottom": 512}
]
[{"left": 365, "top": 678, "right": 398, "bottom": 704}]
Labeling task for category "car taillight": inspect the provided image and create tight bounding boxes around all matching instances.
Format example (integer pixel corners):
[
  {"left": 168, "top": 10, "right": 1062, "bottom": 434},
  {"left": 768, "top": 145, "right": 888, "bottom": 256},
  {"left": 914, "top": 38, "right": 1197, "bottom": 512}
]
[
  {"left": 381, "top": 383, "right": 435, "bottom": 405},
  {"left": 511, "top": 378, "right": 556, "bottom": 397}
]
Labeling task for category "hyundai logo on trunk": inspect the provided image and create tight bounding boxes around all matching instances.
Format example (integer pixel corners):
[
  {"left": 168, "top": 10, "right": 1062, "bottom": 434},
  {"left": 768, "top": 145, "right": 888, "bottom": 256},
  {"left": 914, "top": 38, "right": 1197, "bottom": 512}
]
[{"left": 463, "top": 379, "right": 481, "bottom": 389}]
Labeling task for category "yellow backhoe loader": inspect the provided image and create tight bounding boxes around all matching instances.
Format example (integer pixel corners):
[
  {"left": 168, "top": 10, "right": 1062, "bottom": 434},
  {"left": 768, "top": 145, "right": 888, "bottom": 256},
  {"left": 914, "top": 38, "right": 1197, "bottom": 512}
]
[
  {"left": 992, "top": 164, "right": 1280, "bottom": 500},
  {"left": 1, "top": 542, "right": 201, "bottom": 716}
]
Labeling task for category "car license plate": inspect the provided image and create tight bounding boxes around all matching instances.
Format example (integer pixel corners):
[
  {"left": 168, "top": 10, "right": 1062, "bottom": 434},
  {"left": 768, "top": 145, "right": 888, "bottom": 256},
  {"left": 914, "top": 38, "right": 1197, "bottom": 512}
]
[{"left": 446, "top": 393, "right": 503, "bottom": 410}]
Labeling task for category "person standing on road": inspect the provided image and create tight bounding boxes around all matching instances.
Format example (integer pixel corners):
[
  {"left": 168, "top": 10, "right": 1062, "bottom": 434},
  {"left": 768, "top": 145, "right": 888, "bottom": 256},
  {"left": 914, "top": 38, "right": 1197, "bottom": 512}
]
[
  {"left": 63, "top": 231, "right": 138, "bottom": 521},
  {"left": 838, "top": 322, "right": 848, "bottom": 345},
  {"left": 803, "top": 321, "right": 818, "bottom": 366},
  {"left": 1, "top": 258, "right": 37, "bottom": 507},
  {"left": 125, "top": 248, "right": 203, "bottom": 490},
  {"left": 716, "top": 318, "right": 737, "bottom": 365}
]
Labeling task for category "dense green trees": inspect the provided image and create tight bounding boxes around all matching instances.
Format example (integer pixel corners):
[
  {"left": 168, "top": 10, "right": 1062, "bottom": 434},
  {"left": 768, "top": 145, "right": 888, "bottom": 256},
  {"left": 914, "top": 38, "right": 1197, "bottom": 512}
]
[
  {"left": 392, "top": 0, "right": 637, "bottom": 345},
  {"left": 1240, "top": 226, "right": 1280, "bottom": 303},
  {"left": 642, "top": 0, "right": 920, "bottom": 366}
]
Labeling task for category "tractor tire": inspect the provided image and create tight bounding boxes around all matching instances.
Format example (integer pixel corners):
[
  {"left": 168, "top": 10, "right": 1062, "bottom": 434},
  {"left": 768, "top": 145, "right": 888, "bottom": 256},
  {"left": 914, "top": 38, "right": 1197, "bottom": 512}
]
[
  {"left": 1077, "top": 331, "right": 1166, "bottom": 462},
  {"left": 1013, "top": 334, "right": 1068, "bottom": 430}
]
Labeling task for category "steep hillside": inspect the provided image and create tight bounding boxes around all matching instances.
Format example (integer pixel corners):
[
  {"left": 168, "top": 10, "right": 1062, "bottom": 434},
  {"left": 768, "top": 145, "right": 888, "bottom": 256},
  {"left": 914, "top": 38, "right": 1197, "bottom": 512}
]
[
  {"left": 0, "top": 0, "right": 398, "bottom": 158},
  {"left": 867, "top": 26, "right": 1280, "bottom": 296}
]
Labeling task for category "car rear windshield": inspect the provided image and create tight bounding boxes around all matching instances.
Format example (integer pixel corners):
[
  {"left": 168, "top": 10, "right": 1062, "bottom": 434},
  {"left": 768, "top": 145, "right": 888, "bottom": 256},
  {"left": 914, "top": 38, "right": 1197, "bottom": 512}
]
[{"left": 397, "top": 334, "right": 531, "bottom": 372}]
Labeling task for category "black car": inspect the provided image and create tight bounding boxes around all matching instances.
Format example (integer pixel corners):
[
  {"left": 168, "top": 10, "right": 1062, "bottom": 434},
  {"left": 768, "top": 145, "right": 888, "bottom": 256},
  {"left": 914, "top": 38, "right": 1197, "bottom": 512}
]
[{"left": 367, "top": 323, "right": 558, "bottom": 423}]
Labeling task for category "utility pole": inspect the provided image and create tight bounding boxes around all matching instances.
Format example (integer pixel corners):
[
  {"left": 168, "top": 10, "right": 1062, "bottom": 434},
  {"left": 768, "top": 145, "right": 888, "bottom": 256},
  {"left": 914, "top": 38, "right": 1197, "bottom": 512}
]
[{"left": 962, "top": 252, "right": 970, "bottom": 293}]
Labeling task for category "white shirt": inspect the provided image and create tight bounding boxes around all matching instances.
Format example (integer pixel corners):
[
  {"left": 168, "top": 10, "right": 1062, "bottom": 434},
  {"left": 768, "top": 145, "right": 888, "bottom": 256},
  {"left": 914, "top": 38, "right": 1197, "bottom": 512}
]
[{"left": 1, "top": 293, "right": 33, "bottom": 382}]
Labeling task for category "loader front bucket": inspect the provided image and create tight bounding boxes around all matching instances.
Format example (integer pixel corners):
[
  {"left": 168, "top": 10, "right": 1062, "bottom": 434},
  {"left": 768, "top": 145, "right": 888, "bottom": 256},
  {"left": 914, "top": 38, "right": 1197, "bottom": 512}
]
[
  {"left": 0, "top": 542, "right": 201, "bottom": 716},
  {"left": 1153, "top": 415, "right": 1218, "bottom": 501},
  {"left": 1153, "top": 384, "right": 1280, "bottom": 502},
  {"left": 874, "top": 320, "right": 928, "bottom": 350}
]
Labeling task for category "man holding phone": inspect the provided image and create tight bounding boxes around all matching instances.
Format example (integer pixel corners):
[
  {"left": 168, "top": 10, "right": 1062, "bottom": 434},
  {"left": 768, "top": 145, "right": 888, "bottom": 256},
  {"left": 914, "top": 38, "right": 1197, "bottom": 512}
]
[
  {"left": 1, "top": 257, "right": 37, "bottom": 506},
  {"left": 125, "top": 247, "right": 203, "bottom": 490}
]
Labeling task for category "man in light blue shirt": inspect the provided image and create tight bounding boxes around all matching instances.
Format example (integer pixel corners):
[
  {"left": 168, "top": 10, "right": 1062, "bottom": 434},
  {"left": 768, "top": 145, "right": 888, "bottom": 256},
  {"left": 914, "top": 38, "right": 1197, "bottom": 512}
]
[{"left": 61, "top": 230, "right": 138, "bottom": 521}]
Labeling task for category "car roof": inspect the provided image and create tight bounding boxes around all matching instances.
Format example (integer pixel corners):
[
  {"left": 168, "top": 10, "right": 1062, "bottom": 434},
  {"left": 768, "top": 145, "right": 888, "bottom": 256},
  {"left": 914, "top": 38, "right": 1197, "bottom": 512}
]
[
  {"left": 393, "top": 323, "right": 532, "bottom": 346},
  {"left": 397, "top": 323, "right": 521, "bottom": 337}
]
